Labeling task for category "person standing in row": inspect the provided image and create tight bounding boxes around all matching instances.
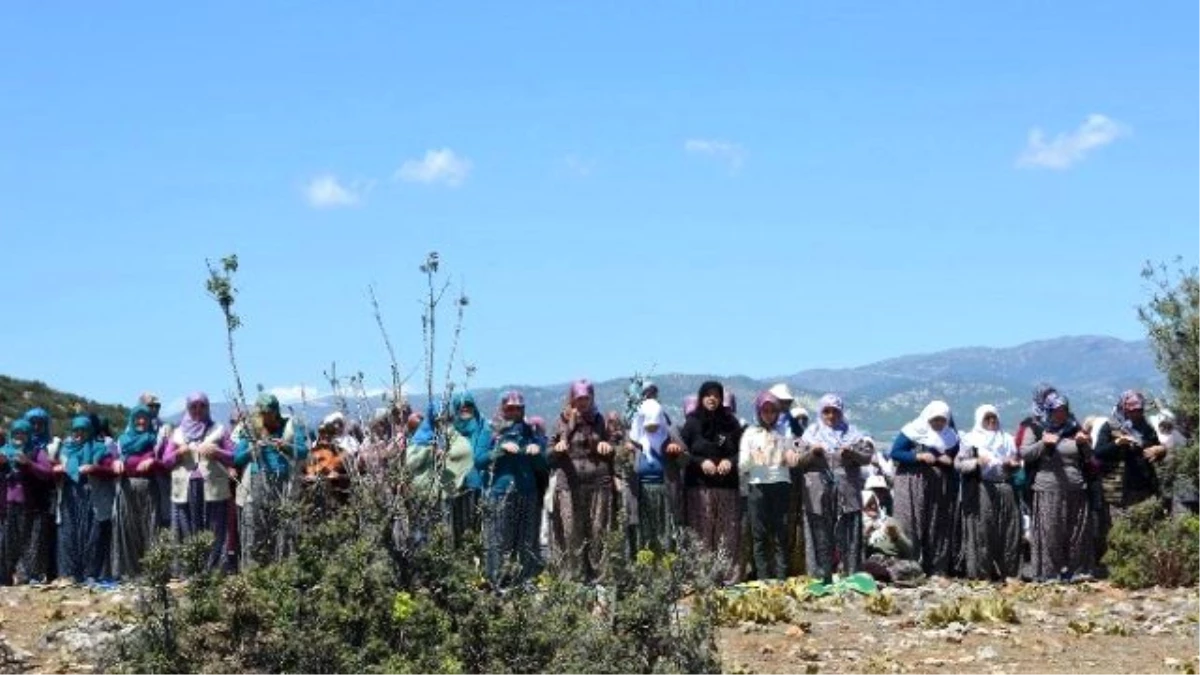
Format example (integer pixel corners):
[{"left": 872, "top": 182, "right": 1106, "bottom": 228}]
[
  {"left": 738, "top": 392, "right": 795, "bottom": 580},
  {"left": 627, "top": 398, "right": 685, "bottom": 556},
  {"left": 1019, "top": 391, "right": 1095, "bottom": 581},
  {"left": 549, "top": 380, "right": 614, "bottom": 582},
  {"left": 2, "top": 419, "right": 55, "bottom": 584},
  {"left": 477, "top": 391, "right": 544, "bottom": 587},
  {"left": 112, "top": 405, "right": 162, "bottom": 580},
  {"left": 799, "top": 394, "right": 874, "bottom": 582},
  {"left": 234, "top": 393, "right": 308, "bottom": 569},
  {"left": 956, "top": 405, "right": 1022, "bottom": 580},
  {"left": 888, "top": 401, "right": 958, "bottom": 577},
  {"left": 681, "top": 381, "right": 743, "bottom": 585},
  {"left": 163, "top": 393, "right": 234, "bottom": 572}
]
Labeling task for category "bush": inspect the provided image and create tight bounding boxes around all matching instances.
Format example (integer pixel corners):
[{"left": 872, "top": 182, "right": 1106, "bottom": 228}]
[
  {"left": 110, "top": 469, "right": 724, "bottom": 674},
  {"left": 1103, "top": 499, "right": 1200, "bottom": 589}
]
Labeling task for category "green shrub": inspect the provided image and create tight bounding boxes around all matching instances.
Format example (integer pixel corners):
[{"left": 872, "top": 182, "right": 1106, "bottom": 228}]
[{"left": 1104, "top": 499, "right": 1199, "bottom": 589}]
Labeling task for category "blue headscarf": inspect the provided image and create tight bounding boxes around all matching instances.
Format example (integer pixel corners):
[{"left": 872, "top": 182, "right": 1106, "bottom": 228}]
[
  {"left": 118, "top": 405, "right": 158, "bottom": 459},
  {"left": 3, "top": 419, "right": 32, "bottom": 472},
  {"left": 22, "top": 408, "right": 51, "bottom": 450},
  {"left": 60, "top": 415, "right": 98, "bottom": 482},
  {"left": 411, "top": 398, "right": 441, "bottom": 447},
  {"left": 451, "top": 392, "right": 483, "bottom": 438}
]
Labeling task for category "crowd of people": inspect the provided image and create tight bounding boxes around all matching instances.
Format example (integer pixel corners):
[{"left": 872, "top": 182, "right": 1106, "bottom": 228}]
[{"left": 0, "top": 379, "right": 1191, "bottom": 590}]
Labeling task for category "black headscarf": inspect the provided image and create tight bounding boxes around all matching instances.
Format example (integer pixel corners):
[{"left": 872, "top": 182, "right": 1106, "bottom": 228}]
[{"left": 691, "top": 381, "right": 740, "bottom": 439}]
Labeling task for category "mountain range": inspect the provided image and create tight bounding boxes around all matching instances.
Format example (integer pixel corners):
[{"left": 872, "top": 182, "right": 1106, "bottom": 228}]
[{"left": 202, "top": 335, "right": 1165, "bottom": 438}]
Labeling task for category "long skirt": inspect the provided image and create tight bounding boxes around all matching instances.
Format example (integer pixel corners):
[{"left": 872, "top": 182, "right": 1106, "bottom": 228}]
[
  {"left": 240, "top": 472, "right": 292, "bottom": 570},
  {"left": 152, "top": 473, "right": 173, "bottom": 530},
  {"left": 804, "top": 507, "right": 863, "bottom": 582},
  {"left": 686, "top": 486, "right": 741, "bottom": 585},
  {"left": 172, "top": 479, "right": 229, "bottom": 572},
  {"left": 58, "top": 481, "right": 100, "bottom": 582},
  {"left": 445, "top": 488, "right": 480, "bottom": 549},
  {"left": 786, "top": 470, "right": 807, "bottom": 576},
  {"left": 748, "top": 482, "right": 791, "bottom": 580},
  {"left": 3, "top": 503, "right": 50, "bottom": 584},
  {"left": 551, "top": 482, "right": 612, "bottom": 582},
  {"left": 484, "top": 490, "right": 539, "bottom": 587},
  {"left": 1029, "top": 488, "right": 1094, "bottom": 581},
  {"left": 634, "top": 482, "right": 672, "bottom": 556},
  {"left": 112, "top": 477, "right": 158, "bottom": 580},
  {"left": 960, "top": 480, "right": 1022, "bottom": 580},
  {"left": 893, "top": 466, "right": 953, "bottom": 576}
]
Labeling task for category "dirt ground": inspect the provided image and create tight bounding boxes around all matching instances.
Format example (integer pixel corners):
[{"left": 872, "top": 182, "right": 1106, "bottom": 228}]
[
  {"left": 716, "top": 579, "right": 1199, "bottom": 674},
  {"left": 0, "top": 578, "right": 1192, "bottom": 673}
]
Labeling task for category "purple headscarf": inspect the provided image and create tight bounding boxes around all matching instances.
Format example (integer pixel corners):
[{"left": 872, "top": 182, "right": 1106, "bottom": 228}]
[
  {"left": 570, "top": 379, "right": 593, "bottom": 401},
  {"left": 179, "top": 392, "right": 213, "bottom": 442},
  {"left": 683, "top": 395, "right": 698, "bottom": 416},
  {"left": 818, "top": 394, "right": 844, "bottom": 412}
]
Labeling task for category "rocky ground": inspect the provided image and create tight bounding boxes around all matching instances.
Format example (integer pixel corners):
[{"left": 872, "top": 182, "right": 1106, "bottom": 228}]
[
  {"left": 0, "top": 578, "right": 1191, "bottom": 673},
  {"left": 717, "top": 578, "right": 1199, "bottom": 674}
]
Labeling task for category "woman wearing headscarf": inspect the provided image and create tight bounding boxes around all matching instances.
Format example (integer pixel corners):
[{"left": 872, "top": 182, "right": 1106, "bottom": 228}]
[
  {"left": 22, "top": 408, "right": 59, "bottom": 582},
  {"left": 442, "top": 392, "right": 486, "bottom": 546},
  {"left": 234, "top": 393, "right": 308, "bottom": 569},
  {"left": 162, "top": 393, "right": 234, "bottom": 571},
  {"left": 1090, "top": 390, "right": 1165, "bottom": 563},
  {"left": 738, "top": 392, "right": 797, "bottom": 580},
  {"left": 477, "top": 391, "right": 545, "bottom": 587},
  {"left": 55, "top": 416, "right": 116, "bottom": 582},
  {"left": 2, "top": 419, "right": 55, "bottom": 584},
  {"left": 956, "top": 405, "right": 1022, "bottom": 580},
  {"left": 680, "top": 381, "right": 743, "bottom": 585},
  {"left": 887, "top": 401, "right": 958, "bottom": 576},
  {"left": 549, "top": 380, "right": 614, "bottom": 582},
  {"left": 627, "top": 398, "right": 685, "bottom": 556},
  {"left": 798, "top": 394, "right": 875, "bottom": 582},
  {"left": 1151, "top": 410, "right": 1196, "bottom": 515},
  {"left": 112, "top": 405, "right": 163, "bottom": 579},
  {"left": 1019, "top": 392, "right": 1095, "bottom": 581}
]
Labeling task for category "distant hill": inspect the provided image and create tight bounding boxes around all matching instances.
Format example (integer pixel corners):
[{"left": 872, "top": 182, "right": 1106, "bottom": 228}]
[
  {"left": 0, "top": 376, "right": 128, "bottom": 436},
  {"left": 201, "top": 335, "right": 1165, "bottom": 439}
]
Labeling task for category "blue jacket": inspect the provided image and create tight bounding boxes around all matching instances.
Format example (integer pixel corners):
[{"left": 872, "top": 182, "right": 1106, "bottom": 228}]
[
  {"left": 234, "top": 418, "right": 308, "bottom": 477},
  {"left": 475, "top": 419, "right": 546, "bottom": 498}
]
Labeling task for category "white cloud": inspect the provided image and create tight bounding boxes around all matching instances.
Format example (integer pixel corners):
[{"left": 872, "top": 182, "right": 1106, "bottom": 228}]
[
  {"left": 265, "top": 385, "right": 321, "bottom": 404},
  {"left": 1016, "top": 114, "right": 1129, "bottom": 170},
  {"left": 684, "top": 138, "right": 747, "bottom": 170},
  {"left": 304, "top": 174, "right": 362, "bottom": 208},
  {"left": 394, "top": 148, "right": 472, "bottom": 187}
]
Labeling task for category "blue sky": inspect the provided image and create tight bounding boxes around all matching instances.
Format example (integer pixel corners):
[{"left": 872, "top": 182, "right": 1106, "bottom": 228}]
[{"left": 1, "top": 1, "right": 1196, "bottom": 412}]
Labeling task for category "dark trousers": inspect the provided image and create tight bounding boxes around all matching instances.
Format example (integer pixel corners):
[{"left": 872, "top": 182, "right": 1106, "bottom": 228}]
[{"left": 748, "top": 482, "right": 791, "bottom": 580}]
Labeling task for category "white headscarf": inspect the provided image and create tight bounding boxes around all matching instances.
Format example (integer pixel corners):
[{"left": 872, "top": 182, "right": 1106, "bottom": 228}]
[
  {"left": 900, "top": 400, "right": 959, "bottom": 452},
  {"left": 961, "top": 405, "right": 1017, "bottom": 479},
  {"left": 629, "top": 399, "right": 670, "bottom": 458}
]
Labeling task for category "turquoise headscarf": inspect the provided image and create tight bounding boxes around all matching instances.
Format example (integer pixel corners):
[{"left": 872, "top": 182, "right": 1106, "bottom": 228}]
[
  {"left": 23, "top": 408, "right": 51, "bottom": 450},
  {"left": 3, "top": 419, "right": 32, "bottom": 470},
  {"left": 60, "top": 415, "right": 96, "bottom": 482},
  {"left": 452, "top": 392, "right": 483, "bottom": 438},
  {"left": 118, "top": 405, "right": 158, "bottom": 459}
]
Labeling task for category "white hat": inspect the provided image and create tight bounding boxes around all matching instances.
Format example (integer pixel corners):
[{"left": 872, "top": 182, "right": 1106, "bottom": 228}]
[
  {"left": 790, "top": 404, "right": 809, "bottom": 419},
  {"left": 865, "top": 474, "right": 889, "bottom": 491},
  {"left": 768, "top": 383, "right": 795, "bottom": 402}
]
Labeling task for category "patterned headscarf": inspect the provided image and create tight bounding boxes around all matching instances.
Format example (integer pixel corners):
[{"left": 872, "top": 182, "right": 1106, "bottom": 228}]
[
  {"left": 1112, "top": 390, "right": 1148, "bottom": 444},
  {"left": 1031, "top": 383, "right": 1058, "bottom": 423}
]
